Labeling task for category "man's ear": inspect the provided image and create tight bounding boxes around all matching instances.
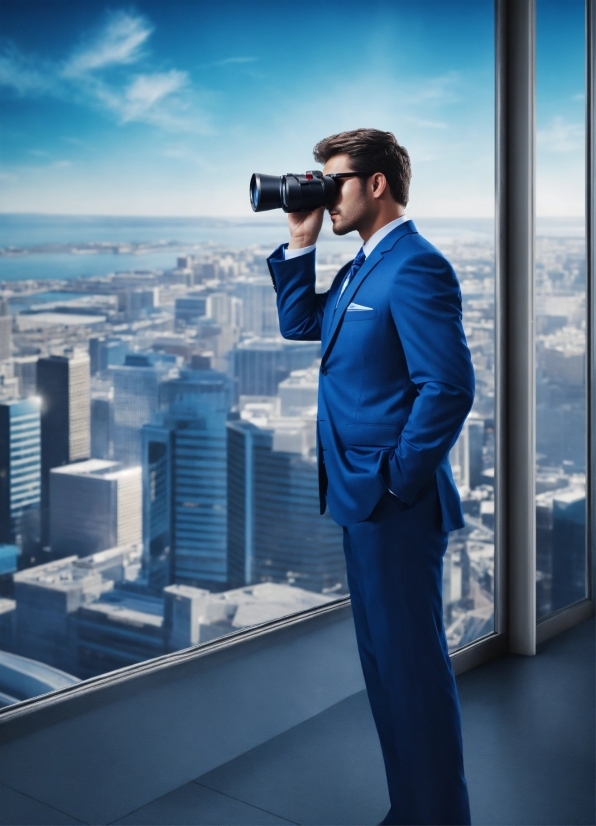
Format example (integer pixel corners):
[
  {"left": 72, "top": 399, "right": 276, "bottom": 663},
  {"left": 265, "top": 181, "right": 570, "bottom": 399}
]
[{"left": 371, "top": 172, "right": 388, "bottom": 199}]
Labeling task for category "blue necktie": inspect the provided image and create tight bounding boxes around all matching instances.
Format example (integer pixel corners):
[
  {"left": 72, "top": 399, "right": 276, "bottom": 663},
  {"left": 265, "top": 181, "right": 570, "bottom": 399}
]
[{"left": 335, "top": 247, "right": 366, "bottom": 309}]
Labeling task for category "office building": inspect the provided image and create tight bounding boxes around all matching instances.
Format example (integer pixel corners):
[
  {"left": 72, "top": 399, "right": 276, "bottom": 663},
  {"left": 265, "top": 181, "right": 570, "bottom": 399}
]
[
  {"left": 50, "top": 460, "right": 141, "bottom": 558},
  {"left": 226, "top": 407, "right": 345, "bottom": 594},
  {"left": 143, "top": 368, "right": 232, "bottom": 590},
  {"left": 163, "top": 584, "right": 210, "bottom": 651},
  {"left": 0, "top": 398, "right": 41, "bottom": 546},
  {"left": 112, "top": 355, "right": 173, "bottom": 465},
  {"left": 12, "top": 356, "right": 38, "bottom": 397},
  {"left": 0, "top": 299, "right": 11, "bottom": 363},
  {"left": 164, "top": 581, "right": 330, "bottom": 650},
  {"left": 118, "top": 289, "right": 157, "bottom": 321},
  {"left": 12, "top": 545, "right": 142, "bottom": 674},
  {"left": 234, "top": 276, "right": 279, "bottom": 336},
  {"left": 89, "top": 337, "right": 130, "bottom": 375},
  {"left": 141, "top": 423, "right": 174, "bottom": 590},
  {"left": 175, "top": 291, "right": 208, "bottom": 324},
  {"left": 206, "top": 292, "right": 242, "bottom": 328},
  {"left": 278, "top": 367, "right": 319, "bottom": 415},
  {"left": 13, "top": 556, "right": 105, "bottom": 673},
  {"left": 75, "top": 589, "right": 164, "bottom": 679},
  {"left": 232, "top": 337, "right": 320, "bottom": 399},
  {"left": 91, "top": 392, "right": 113, "bottom": 459},
  {"left": 37, "top": 353, "right": 90, "bottom": 546},
  {"left": 450, "top": 414, "right": 485, "bottom": 491}
]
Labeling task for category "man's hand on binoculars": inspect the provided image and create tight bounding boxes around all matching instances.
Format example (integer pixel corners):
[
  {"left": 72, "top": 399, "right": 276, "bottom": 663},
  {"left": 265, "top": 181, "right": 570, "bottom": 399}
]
[{"left": 287, "top": 206, "right": 325, "bottom": 250}]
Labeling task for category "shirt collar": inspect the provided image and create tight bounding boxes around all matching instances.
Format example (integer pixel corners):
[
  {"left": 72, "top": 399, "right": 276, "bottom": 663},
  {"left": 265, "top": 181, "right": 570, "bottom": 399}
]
[{"left": 362, "top": 215, "right": 411, "bottom": 258}]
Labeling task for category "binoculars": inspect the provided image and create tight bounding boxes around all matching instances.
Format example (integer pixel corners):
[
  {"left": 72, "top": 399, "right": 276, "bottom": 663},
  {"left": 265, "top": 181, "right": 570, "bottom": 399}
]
[{"left": 249, "top": 170, "right": 347, "bottom": 213}]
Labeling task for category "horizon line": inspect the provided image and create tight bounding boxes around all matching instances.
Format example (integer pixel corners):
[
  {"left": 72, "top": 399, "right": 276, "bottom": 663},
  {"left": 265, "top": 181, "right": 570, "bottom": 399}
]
[{"left": 0, "top": 212, "right": 586, "bottom": 221}]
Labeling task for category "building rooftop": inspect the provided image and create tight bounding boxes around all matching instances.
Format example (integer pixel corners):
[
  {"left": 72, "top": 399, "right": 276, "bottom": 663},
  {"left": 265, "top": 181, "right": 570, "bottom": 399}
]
[
  {"left": 50, "top": 459, "right": 140, "bottom": 481},
  {"left": 81, "top": 591, "right": 164, "bottom": 629},
  {"left": 16, "top": 312, "right": 107, "bottom": 328}
]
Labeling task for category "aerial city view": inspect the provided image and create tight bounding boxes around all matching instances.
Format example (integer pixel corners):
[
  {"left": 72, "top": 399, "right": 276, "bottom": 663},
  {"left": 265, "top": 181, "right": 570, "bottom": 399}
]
[
  {"left": 0, "top": 210, "right": 588, "bottom": 704},
  {"left": 0, "top": 215, "right": 498, "bottom": 699}
]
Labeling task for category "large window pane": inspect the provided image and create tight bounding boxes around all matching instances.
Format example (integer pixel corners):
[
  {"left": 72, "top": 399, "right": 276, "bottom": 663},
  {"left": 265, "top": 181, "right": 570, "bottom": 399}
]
[
  {"left": 536, "top": 0, "right": 588, "bottom": 619},
  {"left": 0, "top": 0, "right": 494, "bottom": 706}
]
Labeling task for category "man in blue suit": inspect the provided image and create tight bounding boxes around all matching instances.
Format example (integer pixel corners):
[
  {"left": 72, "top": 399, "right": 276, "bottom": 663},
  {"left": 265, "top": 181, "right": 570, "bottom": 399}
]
[{"left": 267, "top": 129, "right": 474, "bottom": 825}]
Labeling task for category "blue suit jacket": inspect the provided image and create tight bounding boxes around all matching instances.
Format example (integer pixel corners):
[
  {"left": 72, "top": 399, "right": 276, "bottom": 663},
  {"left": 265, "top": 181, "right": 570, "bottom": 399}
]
[{"left": 267, "top": 220, "right": 475, "bottom": 531}]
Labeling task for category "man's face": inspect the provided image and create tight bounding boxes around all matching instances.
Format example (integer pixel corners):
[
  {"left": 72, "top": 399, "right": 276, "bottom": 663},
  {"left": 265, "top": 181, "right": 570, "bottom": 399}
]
[{"left": 322, "top": 153, "right": 369, "bottom": 236}]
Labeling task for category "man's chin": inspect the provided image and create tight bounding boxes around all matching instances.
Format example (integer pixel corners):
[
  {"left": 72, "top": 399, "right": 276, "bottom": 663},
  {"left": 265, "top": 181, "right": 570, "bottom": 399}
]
[{"left": 331, "top": 220, "right": 354, "bottom": 237}]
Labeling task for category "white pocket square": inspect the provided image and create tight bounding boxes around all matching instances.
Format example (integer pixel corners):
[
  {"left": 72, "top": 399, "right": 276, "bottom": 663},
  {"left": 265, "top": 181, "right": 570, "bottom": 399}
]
[{"left": 347, "top": 302, "right": 374, "bottom": 311}]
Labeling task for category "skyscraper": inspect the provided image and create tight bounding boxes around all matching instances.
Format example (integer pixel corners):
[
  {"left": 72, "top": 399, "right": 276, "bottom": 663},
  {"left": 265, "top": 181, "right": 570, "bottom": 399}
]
[
  {"left": 142, "top": 367, "right": 232, "bottom": 591},
  {"left": 50, "top": 459, "right": 142, "bottom": 558},
  {"left": 111, "top": 354, "right": 174, "bottom": 465},
  {"left": 37, "top": 353, "right": 90, "bottom": 546},
  {"left": 12, "top": 356, "right": 37, "bottom": 397},
  {"left": 0, "top": 398, "right": 41, "bottom": 546},
  {"left": 91, "top": 392, "right": 113, "bottom": 460},
  {"left": 450, "top": 414, "right": 485, "bottom": 491},
  {"left": 226, "top": 406, "right": 345, "bottom": 594},
  {"left": 141, "top": 422, "right": 174, "bottom": 590}
]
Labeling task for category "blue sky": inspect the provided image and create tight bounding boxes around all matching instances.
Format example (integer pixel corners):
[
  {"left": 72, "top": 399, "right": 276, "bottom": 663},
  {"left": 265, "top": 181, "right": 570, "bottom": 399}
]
[
  {"left": 0, "top": 0, "right": 585, "bottom": 217},
  {"left": 537, "top": 0, "right": 586, "bottom": 217}
]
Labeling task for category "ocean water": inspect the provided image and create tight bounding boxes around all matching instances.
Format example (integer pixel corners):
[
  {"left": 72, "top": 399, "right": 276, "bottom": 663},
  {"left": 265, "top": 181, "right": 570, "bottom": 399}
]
[
  {"left": 0, "top": 251, "right": 191, "bottom": 283},
  {"left": 0, "top": 213, "right": 578, "bottom": 285}
]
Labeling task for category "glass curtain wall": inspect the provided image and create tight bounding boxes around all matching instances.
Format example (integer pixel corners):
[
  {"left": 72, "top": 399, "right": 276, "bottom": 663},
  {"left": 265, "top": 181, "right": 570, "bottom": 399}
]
[
  {"left": 0, "top": 0, "right": 494, "bottom": 706},
  {"left": 536, "top": 0, "right": 588, "bottom": 619}
]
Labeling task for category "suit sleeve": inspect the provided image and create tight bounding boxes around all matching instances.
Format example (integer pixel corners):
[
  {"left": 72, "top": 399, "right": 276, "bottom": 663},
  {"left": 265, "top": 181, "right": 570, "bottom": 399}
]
[
  {"left": 267, "top": 244, "right": 328, "bottom": 341},
  {"left": 384, "top": 249, "right": 475, "bottom": 505}
]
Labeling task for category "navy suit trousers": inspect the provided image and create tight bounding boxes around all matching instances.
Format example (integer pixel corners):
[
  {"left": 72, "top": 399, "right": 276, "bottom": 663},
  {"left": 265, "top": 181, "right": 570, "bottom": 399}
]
[{"left": 343, "top": 481, "right": 471, "bottom": 826}]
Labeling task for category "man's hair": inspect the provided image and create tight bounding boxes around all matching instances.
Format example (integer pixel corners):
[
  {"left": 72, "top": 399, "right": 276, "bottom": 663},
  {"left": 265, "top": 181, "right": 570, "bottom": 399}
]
[{"left": 313, "top": 128, "right": 412, "bottom": 206}]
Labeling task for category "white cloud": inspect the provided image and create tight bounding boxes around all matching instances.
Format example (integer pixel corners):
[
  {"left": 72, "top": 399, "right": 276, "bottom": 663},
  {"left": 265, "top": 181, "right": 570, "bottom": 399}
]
[
  {"left": 120, "top": 70, "right": 188, "bottom": 121},
  {"left": 87, "top": 69, "right": 211, "bottom": 132},
  {"left": 537, "top": 117, "right": 584, "bottom": 154},
  {"left": 0, "top": 9, "right": 207, "bottom": 132},
  {"left": 0, "top": 45, "right": 57, "bottom": 95},
  {"left": 62, "top": 10, "right": 152, "bottom": 76}
]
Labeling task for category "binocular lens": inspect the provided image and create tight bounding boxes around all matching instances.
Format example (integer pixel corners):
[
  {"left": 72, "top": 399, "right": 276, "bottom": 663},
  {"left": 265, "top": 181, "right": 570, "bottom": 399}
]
[{"left": 250, "top": 173, "right": 282, "bottom": 212}]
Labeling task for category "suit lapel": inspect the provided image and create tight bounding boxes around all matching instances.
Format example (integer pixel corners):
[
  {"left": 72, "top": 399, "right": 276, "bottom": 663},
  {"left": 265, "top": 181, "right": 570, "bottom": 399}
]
[
  {"left": 321, "top": 221, "right": 417, "bottom": 362},
  {"left": 323, "top": 261, "right": 351, "bottom": 348}
]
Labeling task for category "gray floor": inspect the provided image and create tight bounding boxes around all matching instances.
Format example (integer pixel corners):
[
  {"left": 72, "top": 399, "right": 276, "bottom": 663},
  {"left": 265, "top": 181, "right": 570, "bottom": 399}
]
[{"left": 0, "top": 618, "right": 593, "bottom": 825}]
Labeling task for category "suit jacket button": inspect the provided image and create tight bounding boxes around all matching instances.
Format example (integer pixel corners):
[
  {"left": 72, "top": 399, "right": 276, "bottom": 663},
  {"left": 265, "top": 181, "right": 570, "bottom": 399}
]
[{"left": 321, "top": 366, "right": 327, "bottom": 375}]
